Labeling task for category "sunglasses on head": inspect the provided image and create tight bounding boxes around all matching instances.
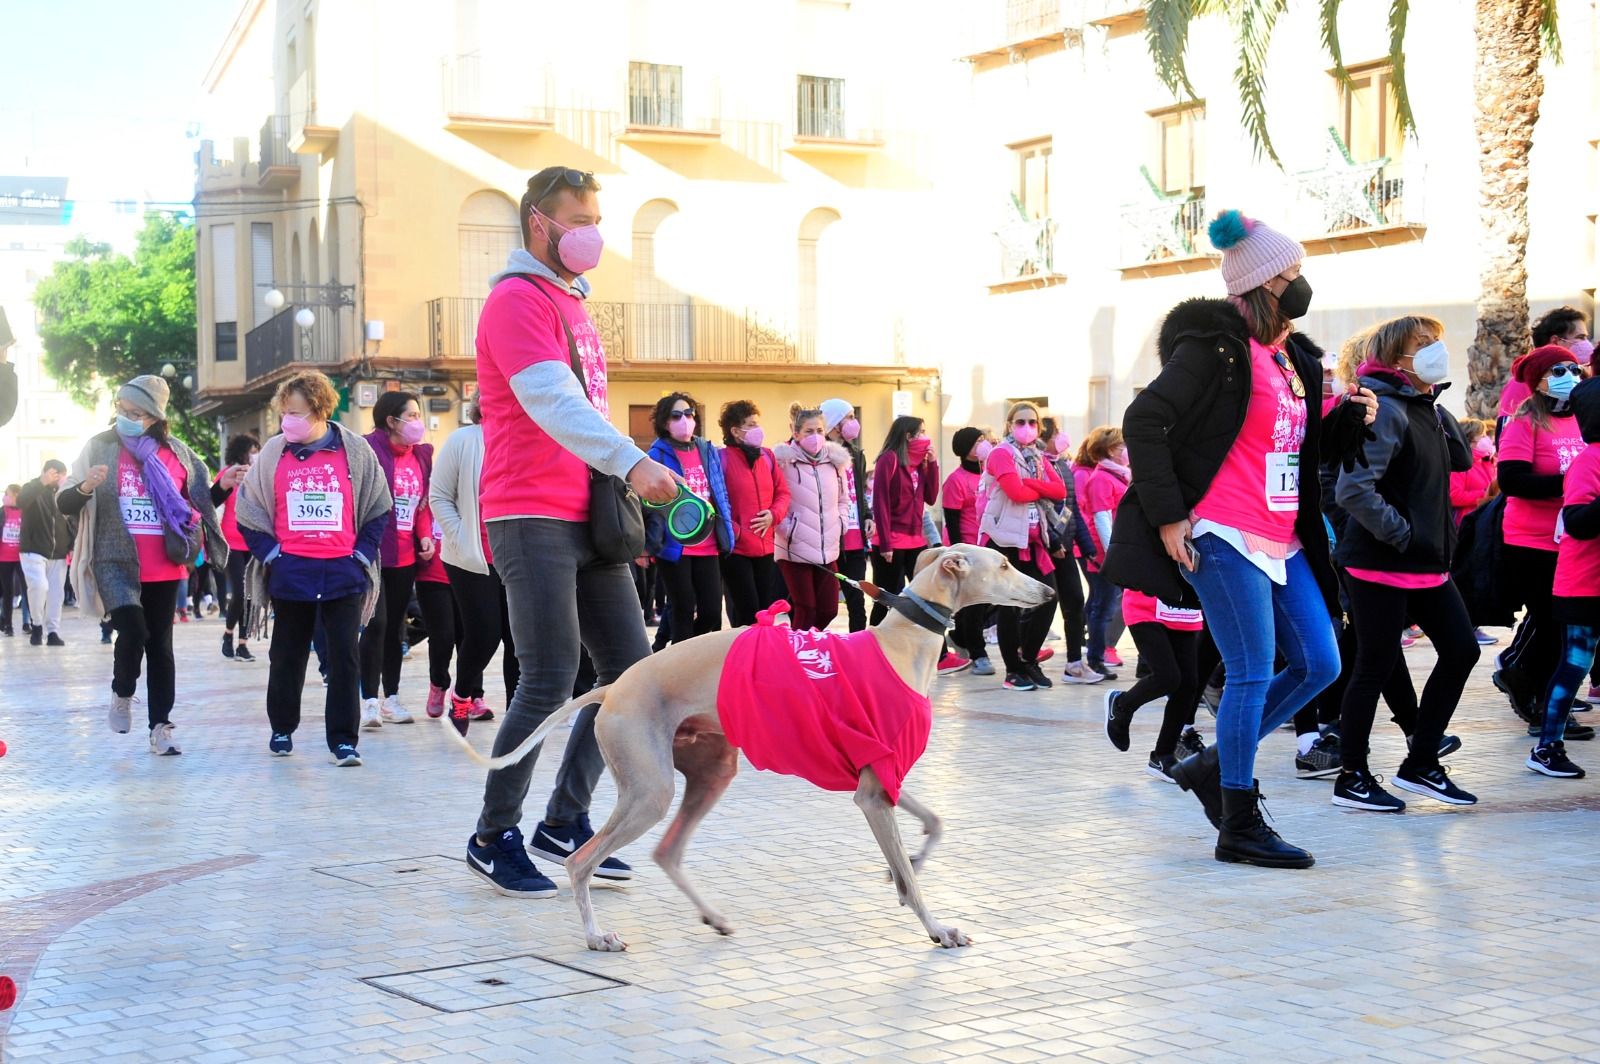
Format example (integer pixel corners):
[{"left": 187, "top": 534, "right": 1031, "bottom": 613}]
[
  {"left": 1548, "top": 364, "right": 1584, "bottom": 379},
  {"left": 668, "top": 409, "right": 695, "bottom": 421},
  {"left": 534, "top": 168, "right": 595, "bottom": 207}
]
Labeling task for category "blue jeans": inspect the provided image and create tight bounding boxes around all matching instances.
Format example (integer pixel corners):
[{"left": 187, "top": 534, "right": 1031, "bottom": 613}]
[
  {"left": 1183, "top": 533, "right": 1341, "bottom": 789},
  {"left": 1086, "top": 569, "right": 1124, "bottom": 664},
  {"left": 1538, "top": 606, "right": 1600, "bottom": 745}
]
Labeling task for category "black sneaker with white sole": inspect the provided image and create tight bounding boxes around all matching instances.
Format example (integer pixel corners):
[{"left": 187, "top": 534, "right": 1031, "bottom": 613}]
[
  {"left": 1527, "top": 742, "right": 1586, "bottom": 779},
  {"left": 1331, "top": 769, "right": 1406, "bottom": 812},
  {"left": 1295, "top": 734, "right": 1343, "bottom": 779},
  {"left": 1146, "top": 752, "right": 1179, "bottom": 783},
  {"left": 329, "top": 743, "right": 362, "bottom": 767},
  {"left": 1003, "top": 671, "right": 1036, "bottom": 691},
  {"left": 1104, "top": 690, "right": 1132, "bottom": 752},
  {"left": 529, "top": 816, "right": 634, "bottom": 881},
  {"left": 467, "top": 827, "right": 559, "bottom": 898},
  {"left": 1405, "top": 733, "right": 1462, "bottom": 760},
  {"left": 1393, "top": 763, "right": 1477, "bottom": 806}
]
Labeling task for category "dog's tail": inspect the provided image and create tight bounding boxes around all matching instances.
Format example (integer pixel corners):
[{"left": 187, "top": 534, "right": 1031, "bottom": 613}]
[{"left": 440, "top": 685, "right": 612, "bottom": 770}]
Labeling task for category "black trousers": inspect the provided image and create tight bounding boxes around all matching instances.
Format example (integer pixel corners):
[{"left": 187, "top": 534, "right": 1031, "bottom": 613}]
[
  {"left": 1297, "top": 607, "right": 1417, "bottom": 737},
  {"left": 360, "top": 564, "right": 417, "bottom": 699},
  {"left": 722, "top": 553, "right": 781, "bottom": 628},
  {"left": 996, "top": 547, "right": 1053, "bottom": 673},
  {"left": 1122, "top": 622, "right": 1201, "bottom": 757},
  {"left": 267, "top": 594, "right": 362, "bottom": 750},
  {"left": 839, "top": 548, "right": 868, "bottom": 632},
  {"left": 952, "top": 603, "right": 989, "bottom": 661},
  {"left": 446, "top": 562, "right": 518, "bottom": 703},
  {"left": 110, "top": 580, "right": 180, "bottom": 728},
  {"left": 415, "top": 578, "right": 458, "bottom": 691},
  {"left": 223, "top": 549, "right": 249, "bottom": 635},
  {"left": 0, "top": 559, "right": 19, "bottom": 630},
  {"left": 1340, "top": 576, "right": 1480, "bottom": 775},
  {"left": 660, "top": 554, "right": 723, "bottom": 644},
  {"left": 1500, "top": 544, "right": 1560, "bottom": 697},
  {"left": 869, "top": 547, "right": 924, "bottom": 626},
  {"left": 1052, "top": 555, "right": 1086, "bottom": 663}
]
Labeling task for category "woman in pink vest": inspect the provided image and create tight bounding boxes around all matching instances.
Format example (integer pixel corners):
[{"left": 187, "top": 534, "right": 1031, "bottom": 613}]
[
  {"left": 1081, "top": 427, "right": 1131, "bottom": 678},
  {"left": 870, "top": 416, "right": 939, "bottom": 625},
  {"left": 775, "top": 402, "right": 851, "bottom": 631},
  {"left": 358, "top": 390, "right": 436, "bottom": 727},
  {"left": 236, "top": 372, "right": 393, "bottom": 765},
  {"left": 0, "top": 483, "right": 21, "bottom": 636},
  {"left": 718, "top": 399, "right": 791, "bottom": 627},
  {"left": 211, "top": 433, "right": 259, "bottom": 662}
]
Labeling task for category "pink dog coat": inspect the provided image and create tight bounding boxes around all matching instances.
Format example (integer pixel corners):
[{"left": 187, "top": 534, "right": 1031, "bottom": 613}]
[{"left": 717, "top": 603, "right": 932, "bottom": 804}]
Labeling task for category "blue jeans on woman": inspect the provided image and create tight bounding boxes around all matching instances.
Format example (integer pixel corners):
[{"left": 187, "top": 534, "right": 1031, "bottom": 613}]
[
  {"left": 1183, "top": 533, "right": 1341, "bottom": 789},
  {"left": 1085, "top": 569, "right": 1124, "bottom": 665}
]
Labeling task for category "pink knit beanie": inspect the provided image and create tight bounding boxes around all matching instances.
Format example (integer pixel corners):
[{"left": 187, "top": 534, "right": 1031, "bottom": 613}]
[{"left": 1208, "top": 209, "right": 1305, "bottom": 295}]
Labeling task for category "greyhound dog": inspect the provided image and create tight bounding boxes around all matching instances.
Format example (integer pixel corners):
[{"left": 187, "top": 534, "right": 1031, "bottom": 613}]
[{"left": 446, "top": 544, "right": 1055, "bottom": 952}]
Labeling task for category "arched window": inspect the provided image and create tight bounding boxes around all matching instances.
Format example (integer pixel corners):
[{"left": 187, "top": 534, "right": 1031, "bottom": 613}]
[
  {"left": 458, "top": 190, "right": 520, "bottom": 295},
  {"left": 799, "top": 207, "right": 840, "bottom": 362},
  {"left": 632, "top": 198, "right": 691, "bottom": 361}
]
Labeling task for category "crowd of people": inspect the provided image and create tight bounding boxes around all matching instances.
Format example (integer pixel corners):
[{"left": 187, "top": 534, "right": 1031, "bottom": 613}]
[{"left": 6, "top": 168, "right": 1598, "bottom": 884}]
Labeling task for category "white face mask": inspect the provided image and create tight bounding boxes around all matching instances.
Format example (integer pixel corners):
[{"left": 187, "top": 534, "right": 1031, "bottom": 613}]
[{"left": 1409, "top": 340, "right": 1450, "bottom": 385}]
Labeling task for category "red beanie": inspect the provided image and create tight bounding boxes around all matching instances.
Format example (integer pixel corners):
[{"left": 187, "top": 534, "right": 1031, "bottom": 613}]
[{"left": 1513, "top": 344, "right": 1584, "bottom": 386}]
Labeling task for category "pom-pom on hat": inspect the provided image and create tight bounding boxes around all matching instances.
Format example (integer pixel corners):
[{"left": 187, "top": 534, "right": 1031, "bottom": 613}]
[
  {"left": 1513, "top": 344, "right": 1585, "bottom": 387},
  {"left": 1209, "top": 209, "right": 1305, "bottom": 296}
]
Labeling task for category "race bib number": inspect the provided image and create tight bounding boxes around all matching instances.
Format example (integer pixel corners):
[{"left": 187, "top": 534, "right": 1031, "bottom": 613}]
[
  {"left": 121, "top": 496, "right": 162, "bottom": 536},
  {"left": 2, "top": 521, "right": 19, "bottom": 545},
  {"left": 1155, "top": 600, "right": 1203, "bottom": 625},
  {"left": 394, "top": 494, "right": 418, "bottom": 532},
  {"left": 844, "top": 470, "right": 860, "bottom": 531},
  {"left": 1266, "top": 452, "right": 1299, "bottom": 512},
  {"left": 288, "top": 490, "right": 345, "bottom": 533}
]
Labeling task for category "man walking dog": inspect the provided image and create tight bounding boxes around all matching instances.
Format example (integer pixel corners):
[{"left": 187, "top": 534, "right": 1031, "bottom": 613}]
[{"left": 466, "top": 165, "right": 679, "bottom": 897}]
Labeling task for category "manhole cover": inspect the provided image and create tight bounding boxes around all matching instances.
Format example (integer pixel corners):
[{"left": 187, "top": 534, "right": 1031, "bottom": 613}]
[
  {"left": 362, "top": 954, "right": 626, "bottom": 1012},
  {"left": 311, "top": 855, "right": 464, "bottom": 888}
]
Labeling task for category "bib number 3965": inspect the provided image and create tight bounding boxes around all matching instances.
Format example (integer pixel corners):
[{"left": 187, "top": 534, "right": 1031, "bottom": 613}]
[
  {"left": 288, "top": 490, "right": 344, "bottom": 532},
  {"left": 1265, "top": 452, "right": 1299, "bottom": 512}
]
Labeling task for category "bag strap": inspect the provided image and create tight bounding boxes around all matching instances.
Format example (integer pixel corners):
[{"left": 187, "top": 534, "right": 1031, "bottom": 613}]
[{"left": 503, "top": 273, "right": 588, "bottom": 395}]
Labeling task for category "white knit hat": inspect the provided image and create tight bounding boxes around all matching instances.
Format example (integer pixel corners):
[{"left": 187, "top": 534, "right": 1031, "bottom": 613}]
[
  {"left": 1208, "top": 209, "right": 1304, "bottom": 295},
  {"left": 820, "top": 398, "right": 854, "bottom": 432}
]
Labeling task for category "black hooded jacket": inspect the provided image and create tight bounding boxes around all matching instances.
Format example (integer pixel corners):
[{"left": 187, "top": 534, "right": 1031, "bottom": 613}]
[
  {"left": 1560, "top": 377, "right": 1600, "bottom": 541},
  {"left": 1100, "top": 297, "right": 1369, "bottom": 612}
]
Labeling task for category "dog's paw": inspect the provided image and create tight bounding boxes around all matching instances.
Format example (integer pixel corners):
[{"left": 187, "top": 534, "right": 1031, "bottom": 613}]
[
  {"left": 929, "top": 926, "right": 971, "bottom": 948},
  {"left": 700, "top": 913, "right": 734, "bottom": 936},
  {"left": 586, "top": 931, "right": 628, "bottom": 952}
]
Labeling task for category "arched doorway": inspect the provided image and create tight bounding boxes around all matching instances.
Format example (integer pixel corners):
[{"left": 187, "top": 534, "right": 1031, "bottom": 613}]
[
  {"left": 799, "top": 207, "right": 841, "bottom": 362},
  {"left": 632, "top": 198, "right": 691, "bottom": 361}
]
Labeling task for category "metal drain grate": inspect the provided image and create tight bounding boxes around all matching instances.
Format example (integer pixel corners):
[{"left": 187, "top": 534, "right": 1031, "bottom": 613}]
[
  {"left": 362, "top": 954, "right": 627, "bottom": 1012},
  {"left": 311, "top": 855, "right": 464, "bottom": 888}
]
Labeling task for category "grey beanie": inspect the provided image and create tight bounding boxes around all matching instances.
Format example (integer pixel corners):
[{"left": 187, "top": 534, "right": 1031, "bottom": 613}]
[{"left": 119, "top": 374, "right": 171, "bottom": 420}]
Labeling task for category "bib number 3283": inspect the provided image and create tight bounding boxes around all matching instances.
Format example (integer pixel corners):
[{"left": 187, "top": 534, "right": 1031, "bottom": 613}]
[
  {"left": 121, "top": 496, "right": 162, "bottom": 536},
  {"left": 1265, "top": 452, "right": 1299, "bottom": 512}
]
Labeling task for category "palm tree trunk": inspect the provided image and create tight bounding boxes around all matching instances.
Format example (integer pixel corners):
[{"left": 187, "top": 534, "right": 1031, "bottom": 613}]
[{"left": 1466, "top": 0, "right": 1546, "bottom": 417}]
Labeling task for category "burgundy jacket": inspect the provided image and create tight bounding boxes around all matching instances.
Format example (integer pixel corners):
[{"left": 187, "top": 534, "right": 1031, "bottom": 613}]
[{"left": 872, "top": 450, "right": 939, "bottom": 551}]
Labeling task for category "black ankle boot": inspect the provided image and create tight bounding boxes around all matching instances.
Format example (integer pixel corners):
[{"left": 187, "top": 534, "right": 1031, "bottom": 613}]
[
  {"left": 1171, "top": 744, "right": 1222, "bottom": 828},
  {"left": 1216, "top": 785, "right": 1314, "bottom": 868}
]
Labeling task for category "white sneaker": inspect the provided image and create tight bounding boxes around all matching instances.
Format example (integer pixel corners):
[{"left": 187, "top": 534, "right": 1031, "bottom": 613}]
[
  {"left": 381, "top": 694, "right": 413, "bottom": 724},
  {"left": 360, "top": 697, "right": 383, "bottom": 729},
  {"left": 148, "top": 722, "right": 182, "bottom": 756},
  {"left": 1060, "top": 660, "right": 1105, "bottom": 685},
  {"left": 109, "top": 694, "right": 135, "bottom": 733}
]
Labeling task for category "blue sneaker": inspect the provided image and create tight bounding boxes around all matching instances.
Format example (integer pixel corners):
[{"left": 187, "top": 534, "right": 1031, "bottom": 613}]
[
  {"left": 529, "top": 816, "right": 634, "bottom": 881},
  {"left": 269, "top": 733, "right": 293, "bottom": 756},
  {"left": 467, "top": 828, "right": 559, "bottom": 898}
]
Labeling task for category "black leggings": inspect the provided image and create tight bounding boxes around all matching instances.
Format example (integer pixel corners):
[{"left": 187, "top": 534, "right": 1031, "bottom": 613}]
[
  {"left": 415, "top": 578, "right": 458, "bottom": 692},
  {"left": 997, "top": 547, "right": 1052, "bottom": 673},
  {"left": 1340, "top": 575, "right": 1480, "bottom": 775},
  {"left": 839, "top": 548, "right": 868, "bottom": 632},
  {"left": 1121, "top": 623, "right": 1200, "bottom": 757},
  {"left": 1298, "top": 606, "right": 1417, "bottom": 737},
  {"left": 109, "top": 580, "right": 180, "bottom": 728},
  {"left": 0, "top": 559, "right": 19, "bottom": 630},
  {"left": 360, "top": 564, "right": 416, "bottom": 699},
  {"left": 722, "top": 553, "right": 781, "bottom": 628},
  {"left": 1500, "top": 544, "right": 1559, "bottom": 692},
  {"left": 660, "top": 554, "right": 723, "bottom": 644},
  {"left": 268, "top": 593, "right": 362, "bottom": 751},
  {"left": 446, "top": 562, "right": 518, "bottom": 704},
  {"left": 952, "top": 603, "right": 988, "bottom": 661},
  {"left": 869, "top": 546, "right": 924, "bottom": 626},
  {"left": 224, "top": 549, "right": 249, "bottom": 634},
  {"left": 1052, "top": 556, "right": 1086, "bottom": 663}
]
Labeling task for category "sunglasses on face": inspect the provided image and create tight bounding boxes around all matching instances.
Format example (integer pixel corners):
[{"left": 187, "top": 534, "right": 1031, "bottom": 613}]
[
  {"left": 1548, "top": 364, "right": 1584, "bottom": 379},
  {"left": 668, "top": 409, "right": 695, "bottom": 421},
  {"left": 1013, "top": 418, "right": 1038, "bottom": 427},
  {"left": 534, "top": 168, "right": 595, "bottom": 206}
]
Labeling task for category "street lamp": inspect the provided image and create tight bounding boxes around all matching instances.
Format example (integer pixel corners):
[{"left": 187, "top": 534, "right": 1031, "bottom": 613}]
[
  {"left": 182, "top": 375, "right": 194, "bottom": 390},
  {"left": 161, "top": 362, "right": 176, "bottom": 379},
  {"left": 294, "top": 307, "right": 316, "bottom": 329},
  {"left": 264, "top": 288, "right": 285, "bottom": 310}
]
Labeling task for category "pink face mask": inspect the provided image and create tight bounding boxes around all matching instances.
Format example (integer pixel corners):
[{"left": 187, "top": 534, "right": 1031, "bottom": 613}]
[
  {"left": 669, "top": 416, "right": 697, "bottom": 442},
  {"left": 1052, "top": 433, "right": 1072, "bottom": 456},
  {"left": 281, "top": 413, "right": 314, "bottom": 444},
  {"left": 840, "top": 418, "right": 861, "bottom": 442},
  {"left": 395, "top": 418, "right": 426, "bottom": 446},
  {"left": 1572, "top": 338, "right": 1596, "bottom": 362},
  {"left": 1474, "top": 436, "right": 1495, "bottom": 457},
  {"left": 907, "top": 435, "right": 932, "bottom": 462},
  {"left": 798, "top": 433, "right": 825, "bottom": 455},
  {"left": 533, "top": 209, "right": 604, "bottom": 274},
  {"left": 971, "top": 439, "right": 994, "bottom": 463},
  {"left": 741, "top": 426, "right": 765, "bottom": 448},
  {"left": 1012, "top": 423, "right": 1039, "bottom": 447}
]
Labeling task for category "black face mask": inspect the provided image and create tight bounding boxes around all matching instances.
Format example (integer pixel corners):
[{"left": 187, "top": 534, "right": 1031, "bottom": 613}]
[{"left": 1275, "top": 274, "right": 1313, "bottom": 320}]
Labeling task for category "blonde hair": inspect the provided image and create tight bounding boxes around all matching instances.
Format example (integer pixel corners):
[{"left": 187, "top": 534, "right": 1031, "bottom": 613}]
[
  {"left": 1335, "top": 327, "right": 1374, "bottom": 387},
  {"left": 1366, "top": 315, "right": 1445, "bottom": 369},
  {"left": 275, "top": 371, "right": 340, "bottom": 421},
  {"left": 789, "top": 401, "right": 825, "bottom": 434},
  {"left": 1460, "top": 417, "right": 1493, "bottom": 447},
  {"left": 1077, "top": 425, "right": 1123, "bottom": 465},
  {"left": 1004, "top": 401, "right": 1039, "bottom": 426}
]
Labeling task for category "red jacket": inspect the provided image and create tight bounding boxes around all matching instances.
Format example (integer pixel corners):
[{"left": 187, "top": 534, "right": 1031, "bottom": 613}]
[
  {"left": 721, "top": 445, "right": 792, "bottom": 557},
  {"left": 872, "top": 450, "right": 939, "bottom": 551}
]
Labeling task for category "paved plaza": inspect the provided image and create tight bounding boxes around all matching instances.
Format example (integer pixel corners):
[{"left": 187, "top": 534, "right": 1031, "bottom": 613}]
[{"left": 3, "top": 608, "right": 1599, "bottom": 1064}]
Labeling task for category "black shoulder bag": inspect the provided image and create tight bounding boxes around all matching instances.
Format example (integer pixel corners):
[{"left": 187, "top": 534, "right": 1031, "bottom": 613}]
[{"left": 511, "top": 275, "right": 645, "bottom": 563}]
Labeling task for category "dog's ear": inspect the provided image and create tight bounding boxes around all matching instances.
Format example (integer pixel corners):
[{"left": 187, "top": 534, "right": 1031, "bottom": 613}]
[{"left": 938, "top": 550, "right": 972, "bottom": 579}]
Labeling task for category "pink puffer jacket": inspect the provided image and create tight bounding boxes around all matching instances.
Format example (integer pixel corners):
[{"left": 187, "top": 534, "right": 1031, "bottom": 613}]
[{"left": 774, "top": 441, "right": 851, "bottom": 565}]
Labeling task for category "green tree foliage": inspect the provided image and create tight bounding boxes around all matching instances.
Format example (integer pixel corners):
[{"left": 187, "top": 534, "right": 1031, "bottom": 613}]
[{"left": 32, "top": 214, "right": 216, "bottom": 460}]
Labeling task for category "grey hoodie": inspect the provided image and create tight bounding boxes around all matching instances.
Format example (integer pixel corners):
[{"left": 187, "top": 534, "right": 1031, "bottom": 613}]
[{"left": 489, "top": 249, "right": 646, "bottom": 487}]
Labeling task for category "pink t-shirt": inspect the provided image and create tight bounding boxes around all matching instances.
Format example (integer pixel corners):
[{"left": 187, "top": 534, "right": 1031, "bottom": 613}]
[
  {"left": 941, "top": 467, "right": 981, "bottom": 544},
  {"left": 1555, "top": 443, "right": 1600, "bottom": 597},
  {"left": 1122, "top": 590, "right": 1204, "bottom": 631},
  {"left": 215, "top": 468, "right": 249, "bottom": 551},
  {"left": 391, "top": 449, "right": 424, "bottom": 568},
  {"left": 842, "top": 465, "right": 864, "bottom": 553},
  {"left": 118, "top": 448, "right": 191, "bottom": 583},
  {"left": 1499, "top": 414, "right": 1584, "bottom": 550},
  {"left": 273, "top": 446, "right": 356, "bottom": 559},
  {"left": 1344, "top": 568, "right": 1449, "bottom": 589},
  {"left": 678, "top": 446, "right": 720, "bottom": 558},
  {"left": 1083, "top": 465, "right": 1129, "bottom": 570},
  {"left": 1499, "top": 378, "right": 1534, "bottom": 419},
  {"left": 476, "top": 276, "right": 610, "bottom": 523},
  {"left": 1192, "top": 338, "right": 1308, "bottom": 542},
  {"left": 0, "top": 505, "right": 20, "bottom": 563}
]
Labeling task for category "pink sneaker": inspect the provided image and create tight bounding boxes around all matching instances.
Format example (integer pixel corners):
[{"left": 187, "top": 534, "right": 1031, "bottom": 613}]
[
  {"left": 447, "top": 693, "right": 472, "bottom": 736},
  {"left": 1587, "top": 685, "right": 1600, "bottom": 700},
  {"left": 468, "top": 697, "right": 495, "bottom": 721},
  {"left": 937, "top": 652, "right": 972, "bottom": 675},
  {"left": 1036, "top": 647, "right": 1055, "bottom": 663},
  {"left": 1102, "top": 648, "right": 1123, "bottom": 667},
  {"left": 426, "top": 684, "right": 447, "bottom": 718},
  {"left": 1400, "top": 635, "right": 1416, "bottom": 649}
]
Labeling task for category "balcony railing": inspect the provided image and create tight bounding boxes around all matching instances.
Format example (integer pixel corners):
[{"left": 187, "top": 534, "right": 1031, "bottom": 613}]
[
  {"left": 441, "top": 54, "right": 553, "bottom": 128},
  {"left": 995, "top": 215, "right": 1059, "bottom": 280},
  {"left": 259, "top": 116, "right": 294, "bottom": 171},
  {"left": 1007, "top": 0, "right": 1062, "bottom": 40},
  {"left": 1122, "top": 192, "right": 1208, "bottom": 263},
  {"left": 245, "top": 304, "right": 349, "bottom": 383},
  {"left": 1290, "top": 128, "right": 1425, "bottom": 236}
]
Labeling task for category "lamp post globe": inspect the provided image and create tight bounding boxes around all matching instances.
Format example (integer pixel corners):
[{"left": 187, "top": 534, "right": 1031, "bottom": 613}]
[
  {"left": 294, "top": 308, "right": 316, "bottom": 330},
  {"left": 264, "top": 288, "right": 285, "bottom": 310},
  {"left": 161, "top": 362, "right": 176, "bottom": 379}
]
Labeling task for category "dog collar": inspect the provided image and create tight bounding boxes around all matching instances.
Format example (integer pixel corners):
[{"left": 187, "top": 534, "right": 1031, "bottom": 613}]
[{"left": 883, "top": 589, "right": 954, "bottom": 635}]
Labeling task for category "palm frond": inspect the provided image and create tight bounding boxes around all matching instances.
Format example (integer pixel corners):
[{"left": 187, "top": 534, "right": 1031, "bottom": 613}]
[
  {"left": 1144, "top": 0, "right": 1199, "bottom": 99},
  {"left": 1541, "top": 0, "right": 1562, "bottom": 63},
  {"left": 1321, "top": 0, "right": 1350, "bottom": 88},
  {"left": 1387, "top": 0, "right": 1415, "bottom": 141},
  {"left": 1230, "top": 0, "right": 1289, "bottom": 166}
]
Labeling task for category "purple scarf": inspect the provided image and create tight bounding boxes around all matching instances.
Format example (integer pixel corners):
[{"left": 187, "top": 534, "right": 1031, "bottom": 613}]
[{"left": 120, "top": 433, "right": 196, "bottom": 539}]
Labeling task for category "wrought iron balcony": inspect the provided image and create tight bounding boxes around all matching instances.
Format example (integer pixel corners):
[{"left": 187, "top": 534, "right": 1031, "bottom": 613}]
[
  {"left": 1290, "top": 128, "right": 1425, "bottom": 238},
  {"left": 244, "top": 304, "right": 350, "bottom": 383},
  {"left": 257, "top": 116, "right": 297, "bottom": 189},
  {"left": 1122, "top": 189, "right": 1208, "bottom": 264},
  {"left": 441, "top": 54, "right": 554, "bottom": 132},
  {"left": 994, "top": 215, "right": 1060, "bottom": 281}
]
